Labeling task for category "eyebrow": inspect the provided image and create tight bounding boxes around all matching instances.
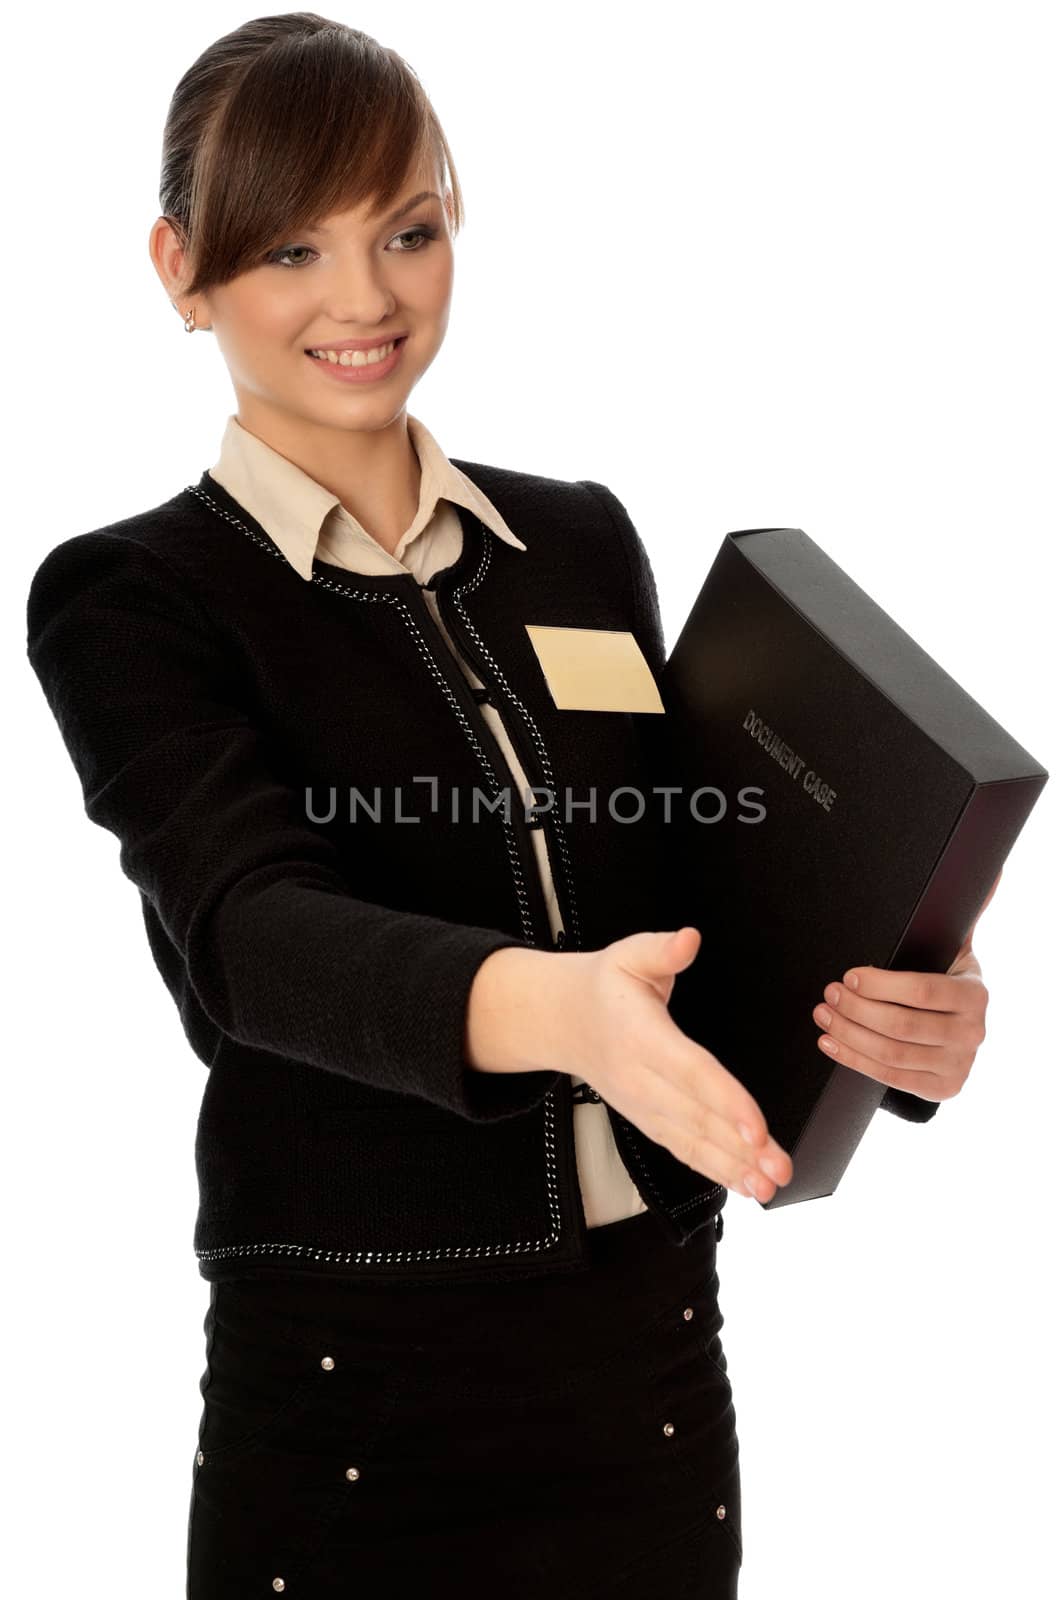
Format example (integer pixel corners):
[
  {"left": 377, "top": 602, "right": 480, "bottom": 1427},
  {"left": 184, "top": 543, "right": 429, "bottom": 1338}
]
[
  {"left": 382, "top": 190, "right": 443, "bottom": 224},
  {"left": 307, "top": 191, "right": 443, "bottom": 235}
]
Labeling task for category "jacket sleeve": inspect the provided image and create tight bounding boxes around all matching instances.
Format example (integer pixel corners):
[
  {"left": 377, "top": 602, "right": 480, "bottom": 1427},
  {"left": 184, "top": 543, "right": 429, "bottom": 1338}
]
[
  {"left": 25, "top": 529, "right": 560, "bottom": 1123},
  {"left": 580, "top": 481, "right": 939, "bottom": 1126},
  {"left": 876, "top": 1086, "right": 940, "bottom": 1121}
]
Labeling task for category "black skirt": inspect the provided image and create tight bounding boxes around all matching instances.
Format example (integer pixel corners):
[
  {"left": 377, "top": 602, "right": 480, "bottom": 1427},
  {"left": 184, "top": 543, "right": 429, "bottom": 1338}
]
[{"left": 186, "top": 1205, "right": 741, "bottom": 1599}]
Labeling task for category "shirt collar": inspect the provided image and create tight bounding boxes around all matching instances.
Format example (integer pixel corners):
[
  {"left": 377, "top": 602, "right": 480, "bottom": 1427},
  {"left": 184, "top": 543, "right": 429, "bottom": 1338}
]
[{"left": 208, "top": 412, "right": 527, "bottom": 582}]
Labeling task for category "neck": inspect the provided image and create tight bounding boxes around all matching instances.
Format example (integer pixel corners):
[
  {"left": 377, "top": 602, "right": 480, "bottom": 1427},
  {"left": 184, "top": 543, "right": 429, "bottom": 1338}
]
[{"left": 233, "top": 400, "right": 422, "bottom": 558}]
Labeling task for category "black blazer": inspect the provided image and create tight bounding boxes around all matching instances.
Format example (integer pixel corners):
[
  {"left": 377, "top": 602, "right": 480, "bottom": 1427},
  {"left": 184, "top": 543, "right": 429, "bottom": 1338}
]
[{"left": 25, "top": 460, "right": 922, "bottom": 1287}]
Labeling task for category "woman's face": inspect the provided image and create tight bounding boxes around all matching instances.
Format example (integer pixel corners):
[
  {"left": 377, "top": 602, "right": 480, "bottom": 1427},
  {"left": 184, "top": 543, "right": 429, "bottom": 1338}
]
[{"left": 156, "top": 157, "right": 454, "bottom": 431}]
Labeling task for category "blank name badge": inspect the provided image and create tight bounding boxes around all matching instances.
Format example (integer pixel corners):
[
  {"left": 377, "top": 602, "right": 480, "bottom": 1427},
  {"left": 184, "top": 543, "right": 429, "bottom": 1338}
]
[{"left": 524, "top": 625, "right": 666, "bottom": 713}]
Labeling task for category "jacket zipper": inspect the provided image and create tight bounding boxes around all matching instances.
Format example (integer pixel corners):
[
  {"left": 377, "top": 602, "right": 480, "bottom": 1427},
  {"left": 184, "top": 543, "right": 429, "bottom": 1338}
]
[
  {"left": 402, "top": 578, "right": 557, "bottom": 950},
  {"left": 432, "top": 563, "right": 577, "bottom": 955},
  {"left": 401, "top": 574, "right": 586, "bottom": 1196}
]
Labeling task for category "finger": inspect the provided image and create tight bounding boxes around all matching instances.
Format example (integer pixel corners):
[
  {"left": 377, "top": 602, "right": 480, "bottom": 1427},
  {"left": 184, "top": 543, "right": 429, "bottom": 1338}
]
[
  {"left": 637, "top": 1054, "right": 793, "bottom": 1194},
  {"left": 813, "top": 1024, "right": 946, "bottom": 1099},
  {"left": 840, "top": 966, "right": 981, "bottom": 1015},
  {"left": 813, "top": 1001, "right": 956, "bottom": 1076},
  {"left": 947, "top": 943, "right": 984, "bottom": 982},
  {"left": 814, "top": 986, "right": 958, "bottom": 1049},
  {"left": 663, "top": 1038, "right": 790, "bottom": 1162},
  {"left": 624, "top": 1024, "right": 765, "bottom": 1145},
  {"left": 650, "top": 1102, "right": 787, "bottom": 1200}
]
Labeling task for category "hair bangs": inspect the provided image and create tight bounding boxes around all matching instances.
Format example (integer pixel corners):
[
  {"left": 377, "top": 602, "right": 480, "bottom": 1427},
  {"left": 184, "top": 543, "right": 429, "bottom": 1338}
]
[{"left": 162, "top": 15, "right": 463, "bottom": 300}]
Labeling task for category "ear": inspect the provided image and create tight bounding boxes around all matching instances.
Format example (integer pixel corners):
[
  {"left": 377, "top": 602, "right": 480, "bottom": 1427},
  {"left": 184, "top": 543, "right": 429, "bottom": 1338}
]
[
  {"left": 149, "top": 216, "right": 212, "bottom": 329},
  {"left": 148, "top": 215, "right": 189, "bottom": 309}
]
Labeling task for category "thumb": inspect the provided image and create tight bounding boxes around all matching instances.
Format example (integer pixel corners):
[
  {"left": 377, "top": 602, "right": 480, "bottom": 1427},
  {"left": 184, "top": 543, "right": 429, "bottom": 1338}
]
[
  {"left": 667, "top": 926, "right": 702, "bottom": 970},
  {"left": 635, "top": 926, "right": 702, "bottom": 976}
]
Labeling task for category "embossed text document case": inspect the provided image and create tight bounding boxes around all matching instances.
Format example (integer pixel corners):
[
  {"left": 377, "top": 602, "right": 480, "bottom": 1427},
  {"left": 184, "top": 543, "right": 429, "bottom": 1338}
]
[{"left": 661, "top": 527, "right": 1048, "bottom": 1208}]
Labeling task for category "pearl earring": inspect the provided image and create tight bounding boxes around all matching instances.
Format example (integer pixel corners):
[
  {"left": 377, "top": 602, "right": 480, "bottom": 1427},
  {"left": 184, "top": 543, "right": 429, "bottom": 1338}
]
[{"left": 184, "top": 306, "right": 196, "bottom": 333}]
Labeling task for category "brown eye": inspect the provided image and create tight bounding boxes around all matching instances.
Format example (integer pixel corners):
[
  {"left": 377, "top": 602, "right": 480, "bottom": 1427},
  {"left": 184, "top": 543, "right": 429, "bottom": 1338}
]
[
  {"left": 387, "top": 226, "right": 438, "bottom": 252},
  {"left": 267, "top": 245, "right": 315, "bottom": 268}
]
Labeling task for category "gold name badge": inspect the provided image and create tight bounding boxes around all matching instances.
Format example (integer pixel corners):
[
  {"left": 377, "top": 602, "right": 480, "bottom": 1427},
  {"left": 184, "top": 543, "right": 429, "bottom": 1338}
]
[{"left": 525, "top": 625, "right": 665, "bottom": 713}]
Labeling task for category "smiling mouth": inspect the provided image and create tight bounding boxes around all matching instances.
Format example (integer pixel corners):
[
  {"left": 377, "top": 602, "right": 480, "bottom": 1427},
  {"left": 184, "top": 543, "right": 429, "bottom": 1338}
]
[{"left": 304, "top": 336, "right": 408, "bottom": 367}]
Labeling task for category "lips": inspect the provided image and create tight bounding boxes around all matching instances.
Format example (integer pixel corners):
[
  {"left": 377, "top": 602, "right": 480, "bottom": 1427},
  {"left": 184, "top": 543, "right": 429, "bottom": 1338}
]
[{"left": 304, "top": 335, "right": 408, "bottom": 384}]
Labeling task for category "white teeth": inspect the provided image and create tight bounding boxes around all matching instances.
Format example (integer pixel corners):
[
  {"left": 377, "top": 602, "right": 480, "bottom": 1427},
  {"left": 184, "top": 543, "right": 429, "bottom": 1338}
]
[{"left": 310, "top": 341, "right": 396, "bottom": 367}]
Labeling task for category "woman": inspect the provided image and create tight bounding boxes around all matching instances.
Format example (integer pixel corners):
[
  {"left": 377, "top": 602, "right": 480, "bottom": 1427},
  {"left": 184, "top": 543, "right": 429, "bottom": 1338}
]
[{"left": 25, "top": 15, "right": 992, "bottom": 1598}]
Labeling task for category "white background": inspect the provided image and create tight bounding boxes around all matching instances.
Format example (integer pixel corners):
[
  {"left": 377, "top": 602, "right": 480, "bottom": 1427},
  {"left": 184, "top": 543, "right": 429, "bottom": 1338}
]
[{"left": 5, "top": 1, "right": 1061, "bottom": 1594}]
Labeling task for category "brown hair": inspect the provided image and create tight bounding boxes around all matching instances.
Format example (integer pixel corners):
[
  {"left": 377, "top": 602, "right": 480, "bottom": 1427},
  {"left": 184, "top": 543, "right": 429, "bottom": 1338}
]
[{"left": 158, "top": 12, "right": 464, "bottom": 299}]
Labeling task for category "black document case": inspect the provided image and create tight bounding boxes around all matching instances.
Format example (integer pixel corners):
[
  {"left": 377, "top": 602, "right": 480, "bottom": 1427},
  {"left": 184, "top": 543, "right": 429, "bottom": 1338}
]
[{"left": 660, "top": 527, "right": 1048, "bottom": 1208}]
